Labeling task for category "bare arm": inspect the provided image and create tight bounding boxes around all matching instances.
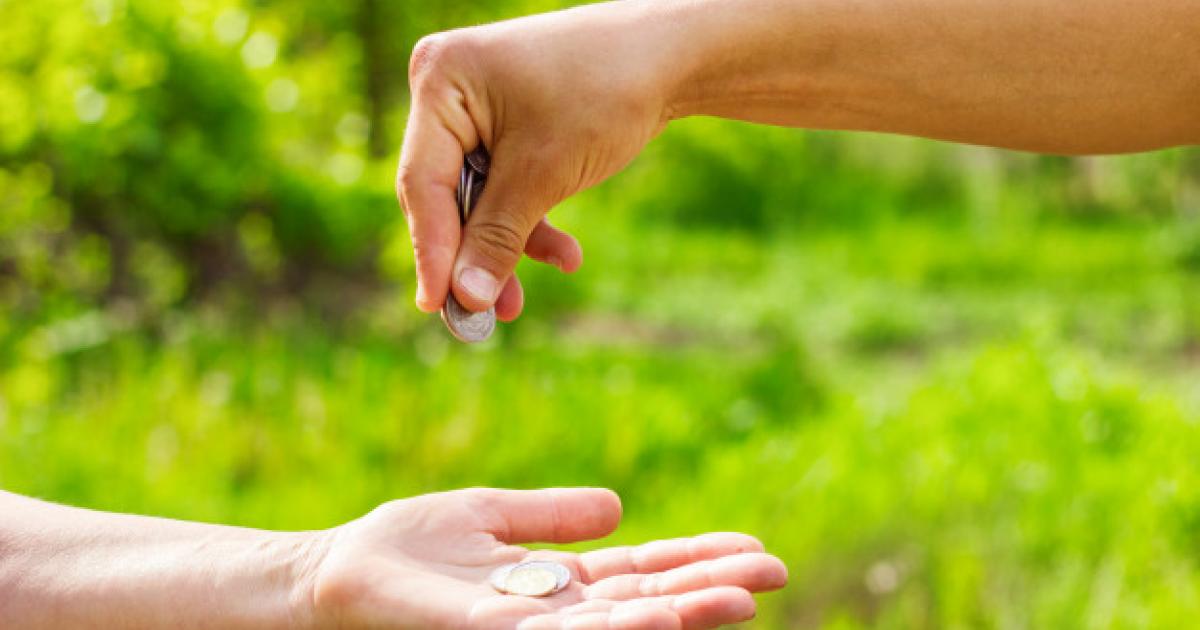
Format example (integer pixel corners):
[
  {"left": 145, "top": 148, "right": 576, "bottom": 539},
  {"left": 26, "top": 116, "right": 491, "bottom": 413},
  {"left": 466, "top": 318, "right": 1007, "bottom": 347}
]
[
  {"left": 0, "top": 489, "right": 786, "bottom": 629},
  {"left": 669, "top": 0, "right": 1200, "bottom": 154},
  {"left": 0, "top": 491, "right": 318, "bottom": 628},
  {"left": 398, "top": 0, "right": 1200, "bottom": 318}
]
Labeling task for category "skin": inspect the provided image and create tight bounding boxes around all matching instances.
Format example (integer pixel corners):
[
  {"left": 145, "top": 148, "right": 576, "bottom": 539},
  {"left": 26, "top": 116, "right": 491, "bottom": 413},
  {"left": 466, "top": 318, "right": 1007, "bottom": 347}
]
[
  {"left": 9, "top": 1, "right": 1200, "bottom": 627},
  {"left": 0, "top": 488, "right": 787, "bottom": 629},
  {"left": 396, "top": 0, "right": 1200, "bottom": 319}
]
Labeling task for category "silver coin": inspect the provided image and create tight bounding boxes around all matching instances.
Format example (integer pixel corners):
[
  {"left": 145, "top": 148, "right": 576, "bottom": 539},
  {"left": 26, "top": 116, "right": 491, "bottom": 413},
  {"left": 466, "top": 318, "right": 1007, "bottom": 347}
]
[
  {"left": 489, "top": 561, "right": 572, "bottom": 597},
  {"left": 462, "top": 167, "right": 476, "bottom": 218},
  {"left": 442, "top": 295, "right": 496, "bottom": 343},
  {"left": 504, "top": 566, "right": 559, "bottom": 597},
  {"left": 516, "top": 561, "right": 572, "bottom": 590},
  {"left": 457, "top": 167, "right": 468, "bottom": 223},
  {"left": 466, "top": 146, "right": 490, "bottom": 175},
  {"left": 441, "top": 146, "right": 497, "bottom": 343},
  {"left": 489, "top": 563, "right": 518, "bottom": 592}
]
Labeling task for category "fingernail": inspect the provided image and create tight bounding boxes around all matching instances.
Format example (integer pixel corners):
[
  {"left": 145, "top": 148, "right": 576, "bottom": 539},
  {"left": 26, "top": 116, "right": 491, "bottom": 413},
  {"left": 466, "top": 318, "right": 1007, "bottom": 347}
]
[
  {"left": 546, "top": 256, "right": 564, "bottom": 271},
  {"left": 459, "top": 266, "right": 499, "bottom": 303}
]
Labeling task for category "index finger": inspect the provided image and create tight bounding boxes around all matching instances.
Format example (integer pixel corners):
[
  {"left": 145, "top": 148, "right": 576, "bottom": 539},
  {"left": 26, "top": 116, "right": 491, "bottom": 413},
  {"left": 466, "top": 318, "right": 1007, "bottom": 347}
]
[
  {"left": 578, "top": 533, "right": 765, "bottom": 583},
  {"left": 396, "top": 101, "right": 468, "bottom": 313}
]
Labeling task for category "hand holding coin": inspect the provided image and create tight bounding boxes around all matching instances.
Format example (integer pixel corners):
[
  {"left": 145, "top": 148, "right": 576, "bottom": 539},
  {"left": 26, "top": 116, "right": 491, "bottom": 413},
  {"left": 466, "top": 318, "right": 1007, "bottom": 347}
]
[
  {"left": 441, "top": 147, "right": 497, "bottom": 343},
  {"left": 307, "top": 488, "right": 788, "bottom": 629}
]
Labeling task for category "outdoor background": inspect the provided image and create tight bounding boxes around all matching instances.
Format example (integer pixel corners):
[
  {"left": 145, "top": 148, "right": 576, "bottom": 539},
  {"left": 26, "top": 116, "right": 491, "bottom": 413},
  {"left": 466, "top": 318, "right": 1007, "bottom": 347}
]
[{"left": 3, "top": 1, "right": 1200, "bottom": 628}]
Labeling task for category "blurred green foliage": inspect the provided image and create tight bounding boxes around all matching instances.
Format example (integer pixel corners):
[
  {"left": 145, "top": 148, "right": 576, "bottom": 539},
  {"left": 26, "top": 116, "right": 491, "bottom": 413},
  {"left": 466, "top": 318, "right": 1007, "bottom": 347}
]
[{"left": 2, "top": 1, "right": 1200, "bottom": 628}]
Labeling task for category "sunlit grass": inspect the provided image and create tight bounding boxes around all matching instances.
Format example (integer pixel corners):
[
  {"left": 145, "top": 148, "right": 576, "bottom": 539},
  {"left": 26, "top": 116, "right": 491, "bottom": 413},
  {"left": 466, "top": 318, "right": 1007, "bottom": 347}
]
[{"left": 3, "top": 214, "right": 1199, "bottom": 627}]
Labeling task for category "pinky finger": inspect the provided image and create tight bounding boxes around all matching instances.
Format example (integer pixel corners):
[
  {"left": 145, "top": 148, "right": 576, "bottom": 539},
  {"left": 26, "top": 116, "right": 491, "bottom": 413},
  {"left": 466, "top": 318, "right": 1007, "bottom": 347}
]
[
  {"left": 517, "top": 607, "right": 680, "bottom": 630},
  {"left": 536, "top": 586, "right": 756, "bottom": 630},
  {"left": 588, "top": 587, "right": 756, "bottom": 630},
  {"left": 669, "top": 586, "right": 756, "bottom": 630}
]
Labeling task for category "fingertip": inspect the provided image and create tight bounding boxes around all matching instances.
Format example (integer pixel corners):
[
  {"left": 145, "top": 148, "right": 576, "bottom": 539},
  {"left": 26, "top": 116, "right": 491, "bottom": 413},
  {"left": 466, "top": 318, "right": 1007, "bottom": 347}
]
[
  {"left": 762, "top": 555, "right": 789, "bottom": 590},
  {"left": 673, "top": 586, "right": 756, "bottom": 626},
  {"left": 559, "top": 239, "right": 583, "bottom": 274},
  {"left": 525, "top": 220, "right": 583, "bottom": 273},
  {"left": 409, "top": 246, "right": 454, "bottom": 314},
  {"left": 495, "top": 275, "right": 525, "bottom": 322},
  {"left": 694, "top": 532, "right": 766, "bottom": 555},
  {"left": 559, "top": 487, "right": 622, "bottom": 539},
  {"left": 712, "top": 552, "right": 790, "bottom": 593},
  {"left": 415, "top": 283, "right": 441, "bottom": 313},
  {"left": 548, "top": 229, "right": 582, "bottom": 274},
  {"left": 593, "top": 488, "right": 623, "bottom": 529}
]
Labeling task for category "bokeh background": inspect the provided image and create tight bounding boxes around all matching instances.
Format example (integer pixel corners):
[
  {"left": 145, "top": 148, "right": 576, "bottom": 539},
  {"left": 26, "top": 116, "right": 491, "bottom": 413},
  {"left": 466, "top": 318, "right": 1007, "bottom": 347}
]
[{"left": 3, "top": 1, "right": 1200, "bottom": 627}]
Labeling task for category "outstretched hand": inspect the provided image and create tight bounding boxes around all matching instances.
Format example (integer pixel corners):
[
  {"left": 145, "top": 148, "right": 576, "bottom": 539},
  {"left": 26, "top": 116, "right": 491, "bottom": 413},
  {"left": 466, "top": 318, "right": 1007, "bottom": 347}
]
[{"left": 309, "top": 488, "right": 787, "bottom": 629}]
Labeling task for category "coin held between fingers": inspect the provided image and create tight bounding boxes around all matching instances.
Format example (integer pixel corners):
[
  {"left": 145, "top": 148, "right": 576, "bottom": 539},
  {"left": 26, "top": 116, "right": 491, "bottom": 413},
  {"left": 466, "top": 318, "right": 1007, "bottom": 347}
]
[
  {"left": 441, "top": 146, "right": 497, "bottom": 343},
  {"left": 441, "top": 296, "right": 495, "bottom": 343}
]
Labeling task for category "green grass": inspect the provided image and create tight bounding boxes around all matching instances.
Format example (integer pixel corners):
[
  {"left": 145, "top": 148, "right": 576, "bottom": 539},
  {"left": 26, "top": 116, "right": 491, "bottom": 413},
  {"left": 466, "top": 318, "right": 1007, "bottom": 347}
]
[
  {"left": 5, "top": 2, "right": 1200, "bottom": 627},
  {"left": 3, "top": 198, "right": 1200, "bottom": 627}
]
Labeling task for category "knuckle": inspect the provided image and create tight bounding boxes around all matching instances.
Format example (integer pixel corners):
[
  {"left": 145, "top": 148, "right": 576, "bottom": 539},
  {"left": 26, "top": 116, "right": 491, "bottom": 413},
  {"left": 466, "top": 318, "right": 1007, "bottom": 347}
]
[
  {"left": 409, "top": 238, "right": 434, "bottom": 263},
  {"left": 409, "top": 32, "right": 475, "bottom": 89},
  {"left": 408, "top": 34, "right": 448, "bottom": 85},
  {"left": 460, "top": 488, "right": 507, "bottom": 526},
  {"left": 395, "top": 164, "right": 418, "bottom": 209},
  {"left": 394, "top": 176, "right": 408, "bottom": 212},
  {"left": 462, "top": 487, "right": 499, "bottom": 507},
  {"left": 469, "top": 217, "right": 527, "bottom": 267}
]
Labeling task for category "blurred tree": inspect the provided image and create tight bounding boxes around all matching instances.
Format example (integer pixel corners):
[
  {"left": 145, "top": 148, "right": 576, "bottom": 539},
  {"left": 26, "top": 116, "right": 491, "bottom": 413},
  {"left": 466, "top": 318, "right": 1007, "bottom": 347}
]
[
  {"left": 0, "top": 0, "right": 1193, "bottom": 327},
  {"left": 0, "top": 0, "right": 396, "bottom": 319}
]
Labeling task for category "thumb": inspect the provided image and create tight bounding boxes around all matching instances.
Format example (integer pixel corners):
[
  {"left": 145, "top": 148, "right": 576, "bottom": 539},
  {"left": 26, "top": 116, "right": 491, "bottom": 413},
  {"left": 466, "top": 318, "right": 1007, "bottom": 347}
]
[
  {"left": 452, "top": 147, "right": 563, "bottom": 312},
  {"left": 466, "top": 488, "right": 623, "bottom": 544}
]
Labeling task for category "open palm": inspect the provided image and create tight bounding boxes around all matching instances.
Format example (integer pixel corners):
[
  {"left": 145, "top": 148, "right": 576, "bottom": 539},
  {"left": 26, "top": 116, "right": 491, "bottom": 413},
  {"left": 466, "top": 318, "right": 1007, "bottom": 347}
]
[{"left": 309, "top": 488, "right": 787, "bottom": 629}]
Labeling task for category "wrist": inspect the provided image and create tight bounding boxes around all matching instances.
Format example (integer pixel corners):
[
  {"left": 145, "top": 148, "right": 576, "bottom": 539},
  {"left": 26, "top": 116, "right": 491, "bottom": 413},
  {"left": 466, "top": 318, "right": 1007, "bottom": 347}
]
[
  {"left": 655, "top": 0, "right": 777, "bottom": 123},
  {"left": 608, "top": 0, "right": 712, "bottom": 125},
  {"left": 471, "top": 0, "right": 694, "bottom": 131},
  {"left": 652, "top": 0, "right": 842, "bottom": 129},
  {"left": 285, "top": 528, "right": 336, "bottom": 630},
  {"left": 0, "top": 492, "right": 339, "bottom": 630},
  {"left": 630, "top": 0, "right": 724, "bottom": 123}
]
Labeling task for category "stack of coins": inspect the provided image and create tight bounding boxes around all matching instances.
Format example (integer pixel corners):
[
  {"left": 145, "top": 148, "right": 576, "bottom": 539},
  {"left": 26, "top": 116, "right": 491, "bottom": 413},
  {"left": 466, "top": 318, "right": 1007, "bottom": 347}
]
[
  {"left": 490, "top": 561, "right": 572, "bottom": 597},
  {"left": 441, "top": 146, "right": 497, "bottom": 343}
]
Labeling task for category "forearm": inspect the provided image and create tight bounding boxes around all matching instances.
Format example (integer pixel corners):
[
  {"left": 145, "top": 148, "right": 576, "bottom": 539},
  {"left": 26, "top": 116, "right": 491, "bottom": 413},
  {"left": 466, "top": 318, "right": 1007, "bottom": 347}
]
[
  {"left": 0, "top": 491, "right": 324, "bottom": 629},
  {"left": 657, "top": 0, "right": 1200, "bottom": 154}
]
